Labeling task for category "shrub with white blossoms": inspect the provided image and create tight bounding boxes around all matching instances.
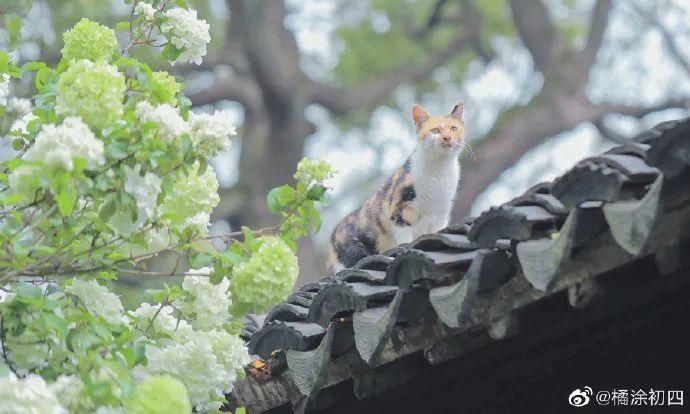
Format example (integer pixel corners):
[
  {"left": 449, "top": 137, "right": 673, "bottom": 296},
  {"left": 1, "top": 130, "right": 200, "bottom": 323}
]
[{"left": 0, "top": 2, "right": 334, "bottom": 413}]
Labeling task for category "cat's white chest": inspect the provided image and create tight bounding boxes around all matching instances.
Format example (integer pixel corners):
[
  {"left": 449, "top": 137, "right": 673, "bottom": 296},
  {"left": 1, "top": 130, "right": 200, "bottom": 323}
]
[
  {"left": 410, "top": 152, "right": 460, "bottom": 235},
  {"left": 414, "top": 165, "right": 459, "bottom": 214}
]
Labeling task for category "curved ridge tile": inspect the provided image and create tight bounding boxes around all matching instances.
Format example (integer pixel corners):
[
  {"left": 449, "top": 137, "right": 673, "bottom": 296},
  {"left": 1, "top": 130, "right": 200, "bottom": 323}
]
[
  {"left": 353, "top": 290, "right": 404, "bottom": 365},
  {"left": 286, "top": 324, "right": 335, "bottom": 397},
  {"left": 335, "top": 268, "right": 387, "bottom": 284},
  {"left": 643, "top": 118, "right": 690, "bottom": 178},
  {"left": 385, "top": 248, "right": 477, "bottom": 288},
  {"left": 299, "top": 279, "right": 333, "bottom": 293},
  {"left": 551, "top": 161, "right": 628, "bottom": 208},
  {"left": 410, "top": 232, "right": 476, "bottom": 251},
  {"left": 287, "top": 291, "right": 316, "bottom": 308},
  {"left": 516, "top": 208, "right": 579, "bottom": 291},
  {"left": 605, "top": 142, "right": 650, "bottom": 160},
  {"left": 569, "top": 201, "right": 607, "bottom": 248},
  {"left": 397, "top": 286, "right": 432, "bottom": 325},
  {"left": 353, "top": 255, "right": 394, "bottom": 271},
  {"left": 525, "top": 181, "right": 553, "bottom": 195},
  {"left": 240, "top": 314, "right": 263, "bottom": 341},
  {"left": 468, "top": 205, "right": 559, "bottom": 247},
  {"left": 603, "top": 174, "right": 663, "bottom": 255},
  {"left": 264, "top": 303, "right": 310, "bottom": 324},
  {"left": 634, "top": 119, "right": 684, "bottom": 143},
  {"left": 307, "top": 282, "right": 398, "bottom": 327},
  {"left": 506, "top": 192, "right": 568, "bottom": 216},
  {"left": 595, "top": 154, "right": 660, "bottom": 182},
  {"left": 429, "top": 250, "right": 513, "bottom": 328},
  {"left": 248, "top": 321, "right": 326, "bottom": 359}
]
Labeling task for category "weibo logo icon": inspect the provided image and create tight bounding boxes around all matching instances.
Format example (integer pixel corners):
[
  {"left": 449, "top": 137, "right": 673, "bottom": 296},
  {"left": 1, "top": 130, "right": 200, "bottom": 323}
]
[{"left": 568, "top": 387, "right": 593, "bottom": 407}]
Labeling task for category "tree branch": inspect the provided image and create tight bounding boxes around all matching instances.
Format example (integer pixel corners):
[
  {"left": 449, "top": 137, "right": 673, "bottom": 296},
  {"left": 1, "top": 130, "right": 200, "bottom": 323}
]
[
  {"left": 593, "top": 99, "right": 690, "bottom": 118},
  {"left": 310, "top": 30, "right": 476, "bottom": 115},
  {"left": 509, "top": 0, "right": 560, "bottom": 72},
  {"left": 581, "top": 0, "right": 613, "bottom": 70},
  {"left": 630, "top": 2, "right": 690, "bottom": 77},
  {"left": 229, "top": 0, "right": 304, "bottom": 106},
  {"left": 188, "top": 76, "right": 262, "bottom": 108}
]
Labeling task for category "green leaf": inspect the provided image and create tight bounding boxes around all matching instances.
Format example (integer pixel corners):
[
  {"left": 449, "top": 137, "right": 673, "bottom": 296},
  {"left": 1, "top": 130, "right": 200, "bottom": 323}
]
[
  {"left": 20, "top": 61, "right": 47, "bottom": 74},
  {"left": 133, "top": 340, "right": 147, "bottom": 366},
  {"left": 210, "top": 263, "right": 224, "bottom": 285},
  {"left": 0, "top": 51, "right": 9, "bottom": 74},
  {"left": 5, "top": 15, "right": 23, "bottom": 51},
  {"left": 16, "top": 283, "right": 42, "bottom": 300},
  {"left": 161, "top": 44, "right": 183, "bottom": 62},
  {"left": 306, "top": 184, "right": 327, "bottom": 201},
  {"left": 67, "top": 329, "right": 101, "bottom": 353},
  {"left": 43, "top": 312, "right": 69, "bottom": 337},
  {"left": 115, "top": 21, "right": 131, "bottom": 31},
  {"left": 57, "top": 185, "right": 78, "bottom": 216},
  {"left": 267, "top": 185, "right": 295, "bottom": 214},
  {"left": 11, "top": 139, "right": 24, "bottom": 151},
  {"left": 99, "top": 196, "right": 117, "bottom": 221},
  {"left": 121, "top": 347, "right": 136, "bottom": 369}
]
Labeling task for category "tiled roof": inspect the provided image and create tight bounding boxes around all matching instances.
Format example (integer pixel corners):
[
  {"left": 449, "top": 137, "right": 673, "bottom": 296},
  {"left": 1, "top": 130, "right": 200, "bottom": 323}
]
[{"left": 229, "top": 118, "right": 690, "bottom": 413}]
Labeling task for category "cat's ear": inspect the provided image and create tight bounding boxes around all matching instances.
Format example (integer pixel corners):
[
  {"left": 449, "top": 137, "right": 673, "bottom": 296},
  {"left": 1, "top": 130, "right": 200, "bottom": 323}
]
[
  {"left": 412, "top": 104, "right": 430, "bottom": 128},
  {"left": 450, "top": 102, "right": 464, "bottom": 120}
]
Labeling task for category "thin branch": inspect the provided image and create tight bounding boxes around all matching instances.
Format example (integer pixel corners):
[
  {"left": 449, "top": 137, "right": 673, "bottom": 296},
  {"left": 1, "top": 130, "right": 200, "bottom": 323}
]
[
  {"left": 418, "top": 0, "right": 451, "bottom": 36},
  {"left": 0, "top": 315, "right": 20, "bottom": 377},
  {"left": 310, "top": 29, "right": 477, "bottom": 115},
  {"left": 117, "top": 268, "right": 209, "bottom": 277},
  {"left": 581, "top": 0, "right": 613, "bottom": 69},
  {"left": 509, "top": 0, "right": 560, "bottom": 72},
  {"left": 188, "top": 77, "right": 261, "bottom": 108},
  {"left": 630, "top": 2, "right": 690, "bottom": 77},
  {"left": 594, "top": 98, "right": 690, "bottom": 118}
]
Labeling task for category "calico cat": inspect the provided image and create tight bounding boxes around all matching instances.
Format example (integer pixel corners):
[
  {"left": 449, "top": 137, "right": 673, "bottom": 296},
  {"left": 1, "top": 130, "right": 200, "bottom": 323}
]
[{"left": 327, "top": 103, "right": 466, "bottom": 273}]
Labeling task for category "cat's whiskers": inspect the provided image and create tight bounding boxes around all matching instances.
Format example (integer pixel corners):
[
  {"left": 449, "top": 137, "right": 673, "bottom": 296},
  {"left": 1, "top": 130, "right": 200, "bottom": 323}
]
[{"left": 460, "top": 140, "right": 476, "bottom": 161}]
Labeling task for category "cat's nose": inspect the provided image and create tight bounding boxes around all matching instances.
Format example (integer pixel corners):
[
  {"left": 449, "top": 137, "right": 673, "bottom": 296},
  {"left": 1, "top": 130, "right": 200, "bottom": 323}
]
[{"left": 442, "top": 136, "right": 451, "bottom": 142}]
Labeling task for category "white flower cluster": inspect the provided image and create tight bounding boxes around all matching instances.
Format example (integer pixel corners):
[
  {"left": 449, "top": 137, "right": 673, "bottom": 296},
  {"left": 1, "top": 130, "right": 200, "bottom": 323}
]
[
  {"left": 64, "top": 279, "right": 125, "bottom": 325},
  {"left": 137, "top": 327, "right": 249, "bottom": 412},
  {"left": 123, "top": 164, "right": 163, "bottom": 223},
  {"left": 0, "top": 73, "right": 9, "bottom": 106},
  {"left": 130, "top": 268, "right": 248, "bottom": 411},
  {"left": 188, "top": 109, "right": 236, "bottom": 157},
  {"left": 9, "top": 113, "right": 37, "bottom": 135},
  {"left": 8, "top": 97, "right": 32, "bottom": 115},
  {"left": 175, "top": 268, "right": 232, "bottom": 331},
  {"left": 23, "top": 117, "right": 105, "bottom": 171},
  {"left": 135, "top": 2, "right": 156, "bottom": 21},
  {"left": 161, "top": 8, "right": 211, "bottom": 65},
  {"left": 0, "top": 374, "right": 67, "bottom": 414},
  {"left": 131, "top": 302, "right": 187, "bottom": 336},
  {"left": 135, "top": 101, "right": 189, "bottom": 143},
  {"left": 49, "top": 375, "right": 94, "bottom": 413}
]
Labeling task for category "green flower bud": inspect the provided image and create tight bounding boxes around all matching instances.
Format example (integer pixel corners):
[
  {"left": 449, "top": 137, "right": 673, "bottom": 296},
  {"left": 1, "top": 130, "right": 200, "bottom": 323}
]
[
  {"left": 56, "top": 59, "right": 125, "bottom": 130},
  {"left": 126, "top": 375, "right": 192, "bottom": 414},
  {"left": 230, "top": 236, "right": 299, "bottom": 313},
  {"left": 144, "top": 71, "right": 182, "bottom": 106},
  {"left": 62, "top": 18, "right": 117, "bottom": 63}
]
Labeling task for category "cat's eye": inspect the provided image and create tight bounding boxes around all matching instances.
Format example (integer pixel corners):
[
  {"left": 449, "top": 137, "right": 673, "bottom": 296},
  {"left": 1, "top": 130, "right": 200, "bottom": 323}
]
[
  {"left": 451, "top": 126, "right": 457, "bottom": 132},
  {"left": 431, "top": 128, "right": 440, "bottom": 134}
]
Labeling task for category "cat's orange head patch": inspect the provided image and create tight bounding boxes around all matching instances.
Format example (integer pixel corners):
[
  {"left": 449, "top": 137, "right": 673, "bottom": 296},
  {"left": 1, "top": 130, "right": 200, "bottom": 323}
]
[{"left": 412, "top": 103, "right": 465, "bottom": 149}]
